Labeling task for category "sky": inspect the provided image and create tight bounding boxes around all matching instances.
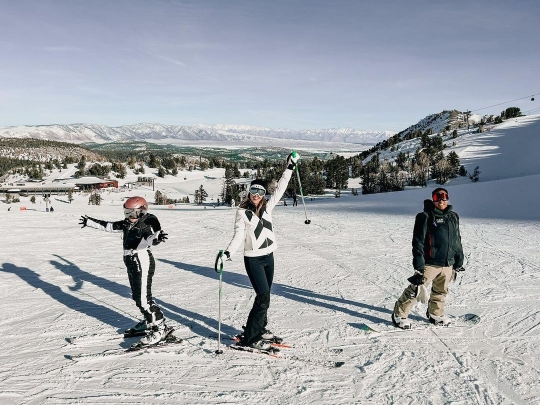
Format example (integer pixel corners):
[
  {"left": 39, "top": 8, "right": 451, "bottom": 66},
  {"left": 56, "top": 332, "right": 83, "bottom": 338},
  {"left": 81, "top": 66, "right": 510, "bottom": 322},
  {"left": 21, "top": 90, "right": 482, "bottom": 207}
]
[{"left": 1, "top": 0, "right": 539, "bottom": 131}]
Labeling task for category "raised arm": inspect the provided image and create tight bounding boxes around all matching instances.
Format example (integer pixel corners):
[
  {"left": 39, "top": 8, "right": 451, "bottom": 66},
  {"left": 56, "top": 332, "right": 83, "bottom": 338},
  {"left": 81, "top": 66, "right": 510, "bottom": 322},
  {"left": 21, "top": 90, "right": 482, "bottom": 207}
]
[{"left": 79, "top": 215, "right": 125, "bottom": 232}]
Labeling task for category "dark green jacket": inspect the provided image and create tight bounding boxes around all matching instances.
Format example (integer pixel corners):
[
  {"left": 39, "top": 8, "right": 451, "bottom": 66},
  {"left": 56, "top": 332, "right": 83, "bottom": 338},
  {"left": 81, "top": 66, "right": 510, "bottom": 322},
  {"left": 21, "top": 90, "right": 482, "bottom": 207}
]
[{"left": 412, "top": 199, "right": 464, "bottom": 271}]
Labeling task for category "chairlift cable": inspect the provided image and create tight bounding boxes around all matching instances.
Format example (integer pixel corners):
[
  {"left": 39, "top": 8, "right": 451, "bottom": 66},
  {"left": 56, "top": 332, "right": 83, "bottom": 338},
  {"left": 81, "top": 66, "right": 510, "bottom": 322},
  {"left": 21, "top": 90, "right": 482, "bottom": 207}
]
[{"left": 470, "top": 92, "right": 539, "bottom": 113}]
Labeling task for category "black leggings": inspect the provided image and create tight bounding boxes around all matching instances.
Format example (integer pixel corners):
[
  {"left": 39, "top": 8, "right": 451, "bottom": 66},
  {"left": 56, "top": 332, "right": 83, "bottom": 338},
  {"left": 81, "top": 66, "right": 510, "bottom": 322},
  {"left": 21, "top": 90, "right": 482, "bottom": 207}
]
[{"left": 242, "top": 253, "right": 275, "bottom": 345}]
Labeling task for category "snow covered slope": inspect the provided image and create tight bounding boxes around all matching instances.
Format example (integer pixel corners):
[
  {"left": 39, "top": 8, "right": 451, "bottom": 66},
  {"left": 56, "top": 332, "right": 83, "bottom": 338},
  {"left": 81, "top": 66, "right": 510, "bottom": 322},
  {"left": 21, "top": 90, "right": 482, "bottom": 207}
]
[
  {"left": 365, "top": 114, "right": 540, "bottom": 182},
  {"left": 0, "top": 166, "right": 539, "bottom": 404}
]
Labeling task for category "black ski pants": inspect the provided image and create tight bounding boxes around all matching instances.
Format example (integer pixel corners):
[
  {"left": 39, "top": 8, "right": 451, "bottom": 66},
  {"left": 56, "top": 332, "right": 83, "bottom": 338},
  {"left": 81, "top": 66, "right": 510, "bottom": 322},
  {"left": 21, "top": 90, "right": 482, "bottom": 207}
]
[
  {"left": 242, "top": 253, "right": 275, "bottom": 345},
  {"left": 124, "top": 250, "right": 164, "bottom": 325}
]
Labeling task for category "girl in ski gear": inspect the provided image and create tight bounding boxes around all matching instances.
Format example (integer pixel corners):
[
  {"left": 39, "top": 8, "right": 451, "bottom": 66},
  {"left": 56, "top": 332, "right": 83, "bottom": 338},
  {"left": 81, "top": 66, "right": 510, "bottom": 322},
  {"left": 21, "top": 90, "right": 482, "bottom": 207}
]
[
  {"left": 222, "top": 153, "right": 298, "bottom": 348},
  {"left": 79, "top": 196, "right": 171, "bottom": 345},
  {"left": 393, "top": 188, "right": 464, "bottom": 328}
]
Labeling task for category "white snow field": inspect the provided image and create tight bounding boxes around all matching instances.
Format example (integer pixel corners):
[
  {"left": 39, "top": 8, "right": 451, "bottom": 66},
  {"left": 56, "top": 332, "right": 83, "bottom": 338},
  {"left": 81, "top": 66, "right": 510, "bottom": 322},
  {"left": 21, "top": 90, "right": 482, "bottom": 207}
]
[{"left": 1, "top": 115, "right": 540, "bottom": 404}]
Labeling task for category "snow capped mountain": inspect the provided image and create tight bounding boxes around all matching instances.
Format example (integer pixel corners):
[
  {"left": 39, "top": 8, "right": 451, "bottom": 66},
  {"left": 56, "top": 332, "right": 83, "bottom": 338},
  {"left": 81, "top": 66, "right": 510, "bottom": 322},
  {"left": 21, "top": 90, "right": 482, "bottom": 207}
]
[
  {"left": 0, "top": 123, "right": 394, "bottom": 146},
  {"left": 396, "top": 110, "right": 464, "bottom": 138}
]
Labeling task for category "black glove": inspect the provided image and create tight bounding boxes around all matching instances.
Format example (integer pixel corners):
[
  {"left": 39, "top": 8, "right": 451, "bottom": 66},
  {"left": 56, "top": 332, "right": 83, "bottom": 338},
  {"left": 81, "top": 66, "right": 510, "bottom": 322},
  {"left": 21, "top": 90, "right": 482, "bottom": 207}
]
[
  {"left": 452, "top": 266, "right": 465, "bottom": 282},
  {"left": 79, "top": 215, "right": 88, "bottom": 228},
  {"left": 287, "top": 152, "right": 299, "bottom": 170},
  {"left": 224, "top": 251, "right": 231, "bottom": 260},
  {"left": 407, "top": 270, "right": 425, "bottom": 286},
  {"left": 153, "top": 230, "right": 168, "bottom": 245}
]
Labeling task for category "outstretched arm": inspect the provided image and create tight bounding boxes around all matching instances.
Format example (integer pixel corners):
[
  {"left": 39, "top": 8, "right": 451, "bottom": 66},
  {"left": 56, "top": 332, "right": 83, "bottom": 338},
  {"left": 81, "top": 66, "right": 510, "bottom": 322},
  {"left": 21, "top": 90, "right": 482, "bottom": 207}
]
[{"left": 80, "top": 215, "right": 125, "bottom": 232}]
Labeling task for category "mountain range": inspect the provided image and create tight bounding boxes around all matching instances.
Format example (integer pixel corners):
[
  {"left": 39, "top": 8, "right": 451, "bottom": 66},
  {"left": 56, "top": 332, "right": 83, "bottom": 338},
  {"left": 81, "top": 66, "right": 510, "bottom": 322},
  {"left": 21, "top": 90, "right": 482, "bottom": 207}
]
[{"left": 0, "top": 123, "right": 395, "bottom": 146}]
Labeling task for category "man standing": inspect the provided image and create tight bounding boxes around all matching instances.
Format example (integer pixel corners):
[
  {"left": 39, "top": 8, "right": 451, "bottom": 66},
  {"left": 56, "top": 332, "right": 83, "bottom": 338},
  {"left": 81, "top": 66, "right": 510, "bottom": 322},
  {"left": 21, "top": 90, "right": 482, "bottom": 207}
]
[{"left": 392, "top": 187, "right": 465, "bottom": 329}]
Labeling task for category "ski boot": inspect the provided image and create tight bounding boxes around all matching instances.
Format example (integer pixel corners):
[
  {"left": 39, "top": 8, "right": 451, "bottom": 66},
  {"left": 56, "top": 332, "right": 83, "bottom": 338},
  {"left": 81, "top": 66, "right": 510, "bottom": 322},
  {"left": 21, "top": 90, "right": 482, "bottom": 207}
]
[
  {"left": 124, "top": 319, "right": 148, "bottom": 337},
  {"left": 427, "top": 310, "right": 452, "bottom": 326},
  {"left": 391, "top": 312, "right": 412, "bottom": 329}
]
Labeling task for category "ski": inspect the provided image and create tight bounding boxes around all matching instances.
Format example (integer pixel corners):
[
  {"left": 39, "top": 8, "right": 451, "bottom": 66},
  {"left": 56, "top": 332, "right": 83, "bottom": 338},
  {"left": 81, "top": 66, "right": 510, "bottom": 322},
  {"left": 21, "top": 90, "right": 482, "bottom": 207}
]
[
  {"left": 228, "top": 344, "right": 280, "bottom": 358},
  {"left": 227, "top": 344, "right": 344, "bottom": 368},
  {"left": 64, "top": 335, "right": 183, "bottom": 361},
  {"left": 208, "top": 333, "right": 289, "bottom": 348}
]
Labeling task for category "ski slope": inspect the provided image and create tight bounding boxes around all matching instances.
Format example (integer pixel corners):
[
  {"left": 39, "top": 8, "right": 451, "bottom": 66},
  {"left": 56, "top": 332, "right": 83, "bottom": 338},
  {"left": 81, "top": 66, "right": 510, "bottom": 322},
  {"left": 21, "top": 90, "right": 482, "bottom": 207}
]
[{"left": 1, "top": 172, "right": 539, "bottom": 404}]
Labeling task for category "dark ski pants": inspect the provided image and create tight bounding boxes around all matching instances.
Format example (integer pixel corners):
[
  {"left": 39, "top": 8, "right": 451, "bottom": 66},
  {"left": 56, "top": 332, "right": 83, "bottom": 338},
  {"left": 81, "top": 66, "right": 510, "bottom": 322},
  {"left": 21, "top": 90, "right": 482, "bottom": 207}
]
[
  {"left": 243, "top": 253, "right": 274, "bottom": 345},
  {"left": 124, "top": 250, "right": 164, "bottom": 325}
]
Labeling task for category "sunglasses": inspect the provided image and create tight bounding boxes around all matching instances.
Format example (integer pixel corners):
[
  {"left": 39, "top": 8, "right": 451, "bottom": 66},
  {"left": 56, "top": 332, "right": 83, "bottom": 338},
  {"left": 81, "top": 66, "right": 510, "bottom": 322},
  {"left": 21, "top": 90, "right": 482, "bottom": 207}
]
[
  {"left": 249, "top": 187, "right": 265, "bottom": 197},
  {"left": 432, "top": 192, "right": 449, "bottom": 202}
]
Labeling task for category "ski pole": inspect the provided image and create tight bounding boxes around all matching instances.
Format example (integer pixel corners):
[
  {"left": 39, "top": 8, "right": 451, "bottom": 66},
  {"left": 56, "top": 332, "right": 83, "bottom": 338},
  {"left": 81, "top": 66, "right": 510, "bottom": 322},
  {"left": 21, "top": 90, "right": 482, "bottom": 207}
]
[
  {"left": 292, "top": 150, "right": 311, "bottom": 224},
  {"left": 214, "top": 250, "right": 225, "bottom": 354}
]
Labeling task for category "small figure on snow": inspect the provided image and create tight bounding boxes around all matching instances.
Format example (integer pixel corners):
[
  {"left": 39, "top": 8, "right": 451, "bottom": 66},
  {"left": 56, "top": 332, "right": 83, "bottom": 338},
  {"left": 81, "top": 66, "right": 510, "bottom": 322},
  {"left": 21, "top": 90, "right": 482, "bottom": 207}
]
[
  {"left": 79, "top": 196, "right": 170, "bottom": 346},
  {"left": 392, "top": 187, "right": 465, "bottom": 329},
  {"left": 292, "top": 192, "right": 298, "bottom": 206},
  {"left": 219, "top": 153, "right": 299, "bottom": 350}
]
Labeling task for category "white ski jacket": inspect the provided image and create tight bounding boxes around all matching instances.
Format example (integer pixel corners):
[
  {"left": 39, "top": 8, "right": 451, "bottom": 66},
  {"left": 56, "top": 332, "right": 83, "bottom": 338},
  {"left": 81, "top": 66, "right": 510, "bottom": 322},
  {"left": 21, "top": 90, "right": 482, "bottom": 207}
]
[{"left": 226, "top": 168, "right": 293, "bottom": 258}]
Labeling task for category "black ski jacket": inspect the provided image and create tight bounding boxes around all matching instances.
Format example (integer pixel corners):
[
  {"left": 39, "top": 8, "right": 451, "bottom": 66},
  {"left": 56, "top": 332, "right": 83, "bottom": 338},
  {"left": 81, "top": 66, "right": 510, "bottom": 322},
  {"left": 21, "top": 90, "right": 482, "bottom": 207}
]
[
  {"left": 86, "top": 213, "right": 162, "bottom": 250},
  {"left": 412, "top": 199, "right": 464, "bottom": 271}
]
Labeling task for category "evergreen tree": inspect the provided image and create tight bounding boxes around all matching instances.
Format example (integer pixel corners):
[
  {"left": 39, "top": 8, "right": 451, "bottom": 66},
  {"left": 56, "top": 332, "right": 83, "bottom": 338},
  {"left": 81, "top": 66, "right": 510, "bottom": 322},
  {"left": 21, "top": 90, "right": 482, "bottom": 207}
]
[
  {"left": 447, "top": 151, "right": 460, "bottom": 177},
  {"left": 88, "top": 192, "right": 101, "bottom": 205},
  {"left": 469, "top": 166, "right": 481, "bottom": 182},
  {"left": 195, "top": 185, "right": 208, "bottom": 205},
  {"left": 154, "top": 190, "right": 167, "bottom": 205},
  {"left": 504, "top": 107, "right": 521, "bottom": 119}
]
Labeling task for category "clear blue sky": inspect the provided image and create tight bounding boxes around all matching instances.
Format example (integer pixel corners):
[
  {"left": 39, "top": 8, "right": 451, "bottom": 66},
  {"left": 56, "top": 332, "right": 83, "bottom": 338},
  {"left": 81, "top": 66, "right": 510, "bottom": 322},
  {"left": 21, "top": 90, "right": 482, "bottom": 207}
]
[{"left": 1, "top": 0, "right": 539, "bottom": 131}]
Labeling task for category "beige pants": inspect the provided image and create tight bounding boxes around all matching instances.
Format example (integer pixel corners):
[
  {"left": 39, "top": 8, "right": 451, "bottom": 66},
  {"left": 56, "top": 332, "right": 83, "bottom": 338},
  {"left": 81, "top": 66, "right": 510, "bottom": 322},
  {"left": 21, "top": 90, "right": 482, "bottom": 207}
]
[{"left": 394, "top": 265, "right": 453, "bottom": 317}]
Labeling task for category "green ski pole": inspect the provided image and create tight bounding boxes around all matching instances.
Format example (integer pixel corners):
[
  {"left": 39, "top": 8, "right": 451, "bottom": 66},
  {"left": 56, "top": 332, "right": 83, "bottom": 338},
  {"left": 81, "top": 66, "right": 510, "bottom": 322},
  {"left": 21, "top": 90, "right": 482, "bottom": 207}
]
[{"left": 214, "top": 250, "right": 225, "bottom": 354}]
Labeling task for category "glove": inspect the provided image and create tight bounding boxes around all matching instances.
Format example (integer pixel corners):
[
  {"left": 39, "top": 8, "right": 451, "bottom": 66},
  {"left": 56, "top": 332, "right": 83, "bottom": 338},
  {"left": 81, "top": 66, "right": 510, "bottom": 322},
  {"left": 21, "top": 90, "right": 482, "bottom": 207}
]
[
  {"left": 224, "top": 250, "right": 231, "bottom": 260},
  {"left": 407, "top": 270, "right": 425, "bottom": 286},
  {"left": 452, "top": 266, "right": 465, "bottom": 282},
  {"left": 153, "top": 230, "right": 168, "bottom": 245},
  {"left": 79, "top": 215, "right": 88, "bottom": 228},
  {"left": 287, "top": 151, "right": 300, "bottom": 170}
]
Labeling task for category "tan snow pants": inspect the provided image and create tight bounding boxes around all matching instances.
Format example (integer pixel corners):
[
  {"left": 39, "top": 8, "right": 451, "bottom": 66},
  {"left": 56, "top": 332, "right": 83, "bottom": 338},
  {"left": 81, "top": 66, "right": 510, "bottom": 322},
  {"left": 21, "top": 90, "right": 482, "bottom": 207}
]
[{"left": 394, "top": 264, "right": 453, "bottom": 318}]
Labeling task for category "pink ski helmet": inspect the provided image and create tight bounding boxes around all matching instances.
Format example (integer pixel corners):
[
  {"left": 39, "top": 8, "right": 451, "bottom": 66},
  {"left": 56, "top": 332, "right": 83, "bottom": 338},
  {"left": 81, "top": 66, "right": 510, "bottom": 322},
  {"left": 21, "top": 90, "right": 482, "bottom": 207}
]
[{"left": 123, "top": 196, "right": 148, "bottom": 219}]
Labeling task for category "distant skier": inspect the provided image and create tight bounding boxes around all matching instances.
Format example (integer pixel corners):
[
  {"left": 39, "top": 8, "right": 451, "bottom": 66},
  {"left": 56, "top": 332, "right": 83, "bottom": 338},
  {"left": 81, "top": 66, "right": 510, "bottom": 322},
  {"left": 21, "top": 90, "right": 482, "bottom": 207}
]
[
  {"left": 392, "top": 187, "right": 465, "bottom": 329},
  {"left": 79, "top": 196, "right": 170, "bottom": 346},
  {"left": 219, "top": 152, "right": 299, "bottom": 350},
  {"left": 292, "top": 192, "right": 298, "bottom": 206}
]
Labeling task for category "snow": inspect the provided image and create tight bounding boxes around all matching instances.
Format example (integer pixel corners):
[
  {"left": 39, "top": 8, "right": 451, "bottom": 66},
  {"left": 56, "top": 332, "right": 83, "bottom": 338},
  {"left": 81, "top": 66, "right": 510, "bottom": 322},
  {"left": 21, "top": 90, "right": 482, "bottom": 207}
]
[{"left": 1, "top": 119, "right": 540, "bottom": 404}]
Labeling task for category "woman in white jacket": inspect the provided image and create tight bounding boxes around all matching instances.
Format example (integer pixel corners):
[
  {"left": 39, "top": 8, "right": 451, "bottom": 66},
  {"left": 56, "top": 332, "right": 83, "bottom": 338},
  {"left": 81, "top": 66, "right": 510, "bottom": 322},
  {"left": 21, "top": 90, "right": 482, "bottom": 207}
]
[{"left": 221, "top": 153, "right": 299, "bottom": 350}]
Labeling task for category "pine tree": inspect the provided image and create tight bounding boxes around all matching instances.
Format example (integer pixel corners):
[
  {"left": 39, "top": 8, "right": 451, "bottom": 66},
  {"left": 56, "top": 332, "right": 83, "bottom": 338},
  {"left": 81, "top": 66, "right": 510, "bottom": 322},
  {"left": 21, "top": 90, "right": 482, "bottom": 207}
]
[
  {"left": 469, "top": 166, "right": 481, "bottom": 182},
  {"left": 195, "top": 185, "right": 208, "bottom": 205}
]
